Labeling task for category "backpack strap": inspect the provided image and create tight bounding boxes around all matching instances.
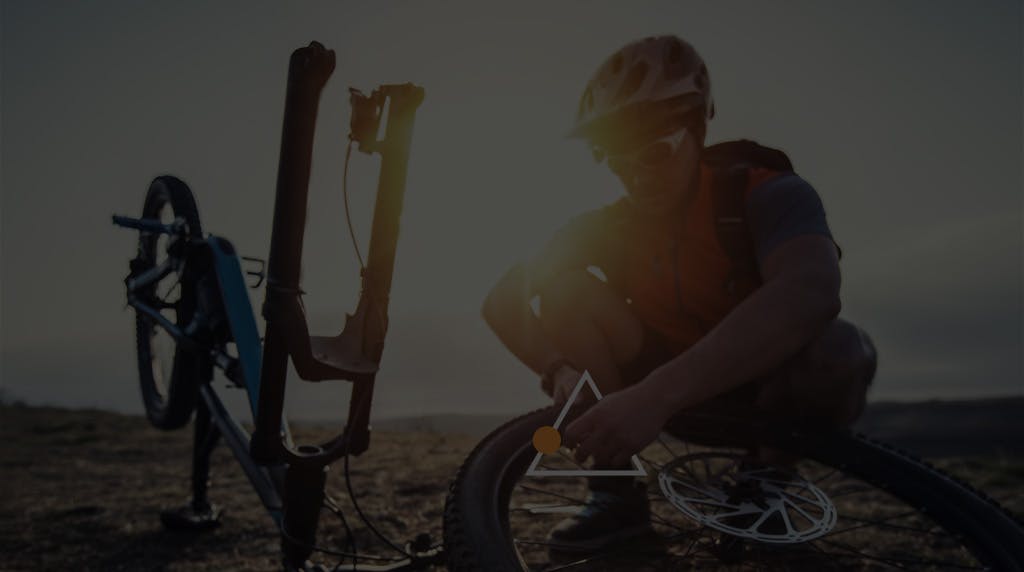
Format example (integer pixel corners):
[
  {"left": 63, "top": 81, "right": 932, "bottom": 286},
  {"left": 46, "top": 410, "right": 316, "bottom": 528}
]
[{"left": 703, "top": 139, "right": 794, "bottom": 295}]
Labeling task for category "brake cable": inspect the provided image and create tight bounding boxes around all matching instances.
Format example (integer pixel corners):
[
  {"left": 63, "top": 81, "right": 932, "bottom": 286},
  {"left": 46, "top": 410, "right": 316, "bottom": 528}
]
[{"left": 342, "top": 139, "right": 366, "bottom": 271}]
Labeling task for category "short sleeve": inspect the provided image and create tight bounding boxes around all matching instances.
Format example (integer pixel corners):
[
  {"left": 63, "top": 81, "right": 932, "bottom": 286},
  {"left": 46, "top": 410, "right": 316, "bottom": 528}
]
[{"left": 745, "top": 173, "right": 835, "bottom": 262}]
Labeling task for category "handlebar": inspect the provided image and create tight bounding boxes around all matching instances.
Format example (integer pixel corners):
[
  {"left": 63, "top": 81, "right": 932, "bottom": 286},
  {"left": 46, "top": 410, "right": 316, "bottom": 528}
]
[{"left": 112, "top": 214, "right": 189, "bottom": 235}]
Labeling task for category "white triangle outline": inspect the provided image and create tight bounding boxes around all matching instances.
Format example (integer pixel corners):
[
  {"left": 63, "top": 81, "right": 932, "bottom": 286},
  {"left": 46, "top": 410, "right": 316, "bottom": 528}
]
[{"left": 525, "top": 370, "right": 646, "bottom": 477}]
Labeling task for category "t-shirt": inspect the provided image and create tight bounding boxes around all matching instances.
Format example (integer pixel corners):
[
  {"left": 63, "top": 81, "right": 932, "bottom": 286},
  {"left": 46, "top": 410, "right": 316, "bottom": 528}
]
[
  {"left": 746, "top": 172, "right": 834, "bottom": 263},
  {"left": 528, "top": 163, "right": 834, "bottom": 352}
]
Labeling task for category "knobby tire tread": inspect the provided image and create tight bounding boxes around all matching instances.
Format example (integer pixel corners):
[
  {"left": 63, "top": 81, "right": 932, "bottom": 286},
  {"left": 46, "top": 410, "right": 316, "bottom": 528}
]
[
  {"left": 443, "top": 406, "right": 1024, "bottom": 571},
  {"left": 134, "top": 175, "right": 203, "bottom": 430}
]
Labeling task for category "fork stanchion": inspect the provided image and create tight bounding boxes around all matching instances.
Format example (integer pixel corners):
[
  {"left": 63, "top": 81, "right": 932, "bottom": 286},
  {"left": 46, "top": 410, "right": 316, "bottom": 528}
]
[
  {"left": 246, "top": 40, "right": 428, "bottom": 570},
  {"left": 252, "top": 41, "right": 335, "bottom": 465},
  {"left": 338, "top": 83, "right": 424, "bottom": 457}
]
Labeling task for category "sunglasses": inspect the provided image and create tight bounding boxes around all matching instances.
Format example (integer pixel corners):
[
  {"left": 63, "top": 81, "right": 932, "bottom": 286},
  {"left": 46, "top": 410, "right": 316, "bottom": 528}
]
[{"left": 591, "top": 127, "right": 690, "bottom": 171}]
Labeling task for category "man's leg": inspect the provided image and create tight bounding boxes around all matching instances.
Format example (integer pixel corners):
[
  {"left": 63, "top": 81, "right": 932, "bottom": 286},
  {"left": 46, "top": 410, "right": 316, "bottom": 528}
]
[
  {"left": 537, "top": 270, "right": 666, "bottom": 549},
  {"left": 756, "top": 317, "right": 876, "bottom": 425},
  {"left": 754, "top": 318, "right": 877, "bottom": 464},
  {"left": 536, "top": 269, "right": 647, "bottom": 396}
]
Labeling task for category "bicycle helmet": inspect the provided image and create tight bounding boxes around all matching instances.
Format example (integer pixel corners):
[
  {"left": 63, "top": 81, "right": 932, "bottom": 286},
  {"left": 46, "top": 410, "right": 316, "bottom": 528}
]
[{"left": 569, "top": 35, "right": 714, "bottom": 141}]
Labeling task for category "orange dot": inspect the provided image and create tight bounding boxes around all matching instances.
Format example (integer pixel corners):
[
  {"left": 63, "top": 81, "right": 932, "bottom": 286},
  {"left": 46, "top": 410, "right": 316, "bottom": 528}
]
[{"left": 532, "top": 425, "right": 561, "bottom": 454}]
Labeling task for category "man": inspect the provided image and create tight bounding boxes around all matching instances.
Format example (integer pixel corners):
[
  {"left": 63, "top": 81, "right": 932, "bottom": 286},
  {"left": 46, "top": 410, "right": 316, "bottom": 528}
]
[{"left": 481, "top": 35, "right": 877, "bottom": 551}]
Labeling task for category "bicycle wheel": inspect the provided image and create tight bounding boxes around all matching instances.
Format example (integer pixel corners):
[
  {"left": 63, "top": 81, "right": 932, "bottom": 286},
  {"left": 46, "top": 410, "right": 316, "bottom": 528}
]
[
  {"left": 444, "top": 404, "right": 1024, "bottom": 571},
  {"left": 134, "top": 175, "right": 204, "bottom": 430}
]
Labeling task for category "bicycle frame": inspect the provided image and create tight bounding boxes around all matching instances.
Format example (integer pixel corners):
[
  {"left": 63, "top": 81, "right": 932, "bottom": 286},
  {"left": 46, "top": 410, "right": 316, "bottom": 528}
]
[{"left": 116, "top": 42, "right": 434, "bottom": 570}]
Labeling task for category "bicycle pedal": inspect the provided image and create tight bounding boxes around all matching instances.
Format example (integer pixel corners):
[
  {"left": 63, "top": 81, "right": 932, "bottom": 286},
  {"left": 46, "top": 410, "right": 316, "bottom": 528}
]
[{"left": 160, "top": 502, "right": 223, "bottom": 531}]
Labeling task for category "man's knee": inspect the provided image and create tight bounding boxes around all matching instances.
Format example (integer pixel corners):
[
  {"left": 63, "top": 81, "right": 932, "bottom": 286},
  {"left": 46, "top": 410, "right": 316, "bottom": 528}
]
[
  {"left": 536, "top": 269, "right": 643, "bottom": 365},
  {"left": 789, "top": 318, "right": 877, "bottom": 423},
  {"left": 537, "top": 270, "right": 600, "bottom": 321},
  {"left": 803, "top": 318, "right": 877, "bottom": 383},
  {"left": 538, "top": 269, "right": 635, "bottom": 325}
]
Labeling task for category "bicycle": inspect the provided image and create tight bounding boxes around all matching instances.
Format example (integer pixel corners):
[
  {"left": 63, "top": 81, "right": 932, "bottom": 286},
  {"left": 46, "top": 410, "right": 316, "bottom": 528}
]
[
  {"left": 115, "top": 41, "right": 435, "bottom": 571},
  {"left": 114, "top": 41, "right": 1024, "bottom": 571}
]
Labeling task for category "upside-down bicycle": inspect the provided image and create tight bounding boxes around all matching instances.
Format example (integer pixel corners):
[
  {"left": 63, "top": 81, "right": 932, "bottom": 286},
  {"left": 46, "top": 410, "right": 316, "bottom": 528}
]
[{"left": 114, "top": 41, "right": 1024, "bottom": 571}]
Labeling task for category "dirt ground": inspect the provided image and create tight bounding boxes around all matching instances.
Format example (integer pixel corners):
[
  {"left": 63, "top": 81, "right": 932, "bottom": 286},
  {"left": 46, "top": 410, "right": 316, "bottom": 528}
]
[
  {"left": 0, "top": 404, "right": 476, "bottom": 572},
  {"left": 1, "top": 404, "right": 1021, "bottom": 571}
]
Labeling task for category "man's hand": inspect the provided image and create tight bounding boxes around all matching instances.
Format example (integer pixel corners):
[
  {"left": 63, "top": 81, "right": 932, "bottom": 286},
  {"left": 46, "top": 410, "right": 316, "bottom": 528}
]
[
  {"left": 551, "top": 366, "right": 588, "bottom": 406},
  {"left": 562, "top": 383, "right": 669, "bottom": 467}
]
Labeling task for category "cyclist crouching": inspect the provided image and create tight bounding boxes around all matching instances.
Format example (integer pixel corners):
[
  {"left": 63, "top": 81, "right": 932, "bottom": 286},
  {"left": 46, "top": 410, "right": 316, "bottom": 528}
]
[{"left": 482, "top": 35, "right": 877, "bottom": 552}]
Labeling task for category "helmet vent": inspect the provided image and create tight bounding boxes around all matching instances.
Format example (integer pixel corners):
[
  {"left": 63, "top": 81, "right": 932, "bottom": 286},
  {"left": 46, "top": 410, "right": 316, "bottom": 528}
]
[
  {"left": 615, "top": 62, "right": 648, "bottom": 104},
  {"left": 696, "top": 64, "right": 708, "bottom": 91}
]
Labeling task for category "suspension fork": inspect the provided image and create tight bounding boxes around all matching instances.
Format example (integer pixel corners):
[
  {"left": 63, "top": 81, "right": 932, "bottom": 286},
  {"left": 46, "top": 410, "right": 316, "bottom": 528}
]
[{"left": 248, "top": 40, "right": 423, "bottom": 568}]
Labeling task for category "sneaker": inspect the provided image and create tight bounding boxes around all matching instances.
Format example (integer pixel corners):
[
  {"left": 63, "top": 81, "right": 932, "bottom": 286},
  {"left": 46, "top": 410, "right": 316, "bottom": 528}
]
[{"left": 546, "top": 481, "right": 653, "bottom": 553}]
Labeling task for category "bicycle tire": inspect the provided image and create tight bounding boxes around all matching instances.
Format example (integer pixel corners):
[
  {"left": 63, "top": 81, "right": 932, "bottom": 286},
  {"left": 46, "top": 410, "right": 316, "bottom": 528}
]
[
  {"left": 444, "top": 405, "right": 1024, "bottom": 571},
  {"left": 134, "top": 175, "right": 204, "bottom": 430}
]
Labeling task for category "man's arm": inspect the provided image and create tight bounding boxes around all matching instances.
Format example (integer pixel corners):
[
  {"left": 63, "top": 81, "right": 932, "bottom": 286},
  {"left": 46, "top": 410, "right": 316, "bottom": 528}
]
[
  {"left": 564, "top": 174, "right": 840, "bottom": 466},
  {"left": 640, "top": 233, "right": 840, "bottom": 414},
  {"left": 481, "top": 262, "right": 562, "bottom": 375},
  {"left": 644, "top": 172, "right": 841, "bottom": 412},
  {"left": 564, "top": 235, "right": 840, "bottom": 467},
  {"left": 481, "top": 206, "right": 615, "bottom": 376}
]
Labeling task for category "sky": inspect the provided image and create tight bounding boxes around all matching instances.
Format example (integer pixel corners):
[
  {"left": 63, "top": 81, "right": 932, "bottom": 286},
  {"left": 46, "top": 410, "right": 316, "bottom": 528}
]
[{"left": 1, "top": 1, "right": 1022, "bottom": 421}]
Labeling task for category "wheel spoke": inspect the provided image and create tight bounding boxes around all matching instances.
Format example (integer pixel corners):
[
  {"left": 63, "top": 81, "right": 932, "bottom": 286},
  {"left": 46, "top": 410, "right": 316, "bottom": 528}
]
[
  {"left": 157, "top": 270, "right": 183, "bottom": 305},
  {"left": 656, "top": 435, "right": 678, "bottom": 458},
  {"left": 686, "top": 497, "right": 746, "bottom": 511},
  {"left": 812, "top": 468, "right": 840, "bottom": 485},
  {"left": 776, "top": 487, "right": 819, "bottom": 505},
  {"left": 705, "top": 505, "right": 763, "bottom": 522},
  {"left": 810, "top": 537, "right": 912, "bottom": 570},
  {"left": 499, "top": 414, "right": 1001, "bottom": 571},
  {"left": 517, "top": 484, "right": 586, "bottom": 507},
  {"left": 526, "top": 531, "right": 693, "bottom": 572},
  {"left": 827, "top": 484, "right": 875, "bottom": 499},
  {"left": 511, "top": 503, "right": 580, "bottom": 515},
  {"left": 813, "top": 536, "right": 985, "bottom": 570},
  {"left": 642, "top": 502, "right": 692, "bottom": 533},
  {"left": 665, "top": 475, "right": 728, "bottom": 502},
  {"left": 826, "top": 510, "right": 954, "bottom": 539},
  {"left": 677, "top": 533, "right": 702, "bottom": 558},
  {"left": 637, "top": 453, "right": 663, "bottom": 471}
]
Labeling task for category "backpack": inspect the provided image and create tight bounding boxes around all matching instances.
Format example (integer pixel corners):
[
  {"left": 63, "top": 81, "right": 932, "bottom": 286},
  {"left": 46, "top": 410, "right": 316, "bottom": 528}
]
[{"left": 702, "top": 139, "right": 795, "bottom": 295}]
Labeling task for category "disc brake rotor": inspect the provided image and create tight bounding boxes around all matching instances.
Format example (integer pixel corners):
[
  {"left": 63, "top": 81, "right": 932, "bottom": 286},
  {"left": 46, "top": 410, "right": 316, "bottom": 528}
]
[{"left": 658, "top": 452, "right": 836, "bottom": 544}]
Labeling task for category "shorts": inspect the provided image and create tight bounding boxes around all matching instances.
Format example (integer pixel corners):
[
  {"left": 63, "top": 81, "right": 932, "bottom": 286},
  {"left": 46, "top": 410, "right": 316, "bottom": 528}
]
[
  {"left": 618, "top": 322, "right": 764, "bottom": 405},
  {"left": 619, "top": 318, "right": 876, "bottom": 409}
]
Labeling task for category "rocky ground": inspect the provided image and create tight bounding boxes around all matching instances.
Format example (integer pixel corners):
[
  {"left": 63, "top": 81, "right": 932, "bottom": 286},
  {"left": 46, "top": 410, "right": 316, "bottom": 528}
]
[{"left": 1, "top": 403, "right": 1021, "bottom": 571}]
